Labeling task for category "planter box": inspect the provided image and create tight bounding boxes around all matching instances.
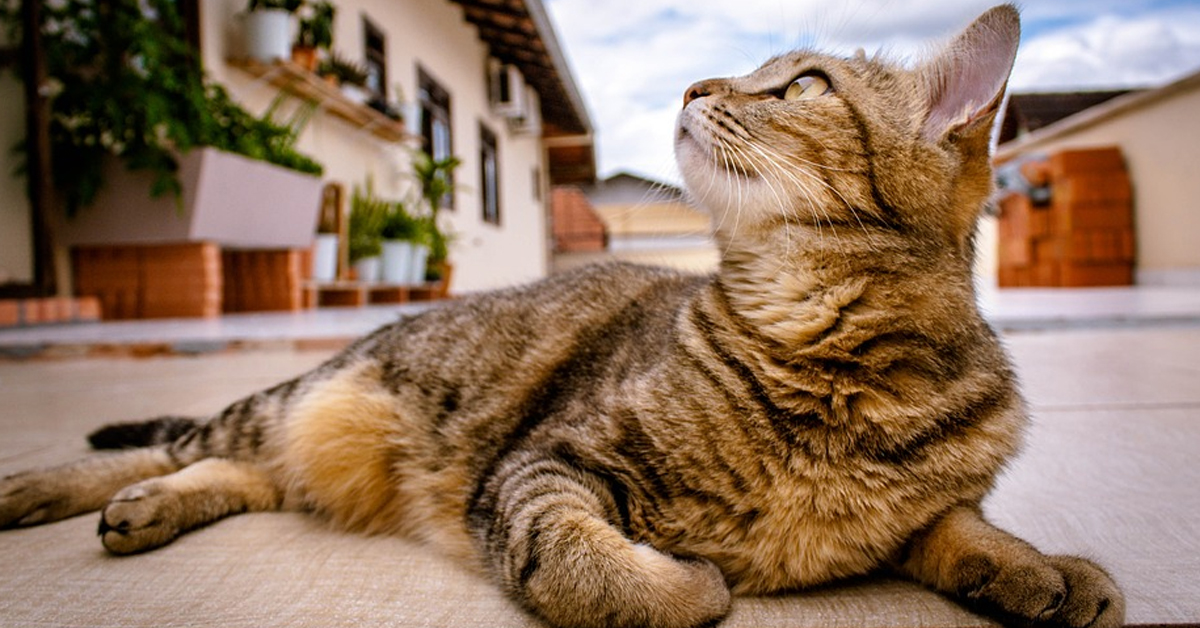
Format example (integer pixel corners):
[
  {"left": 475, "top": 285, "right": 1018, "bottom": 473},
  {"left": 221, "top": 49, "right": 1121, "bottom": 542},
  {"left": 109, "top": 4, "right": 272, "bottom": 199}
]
[{"left": 57, "top": 147, "right": 323, "bottom": 249}]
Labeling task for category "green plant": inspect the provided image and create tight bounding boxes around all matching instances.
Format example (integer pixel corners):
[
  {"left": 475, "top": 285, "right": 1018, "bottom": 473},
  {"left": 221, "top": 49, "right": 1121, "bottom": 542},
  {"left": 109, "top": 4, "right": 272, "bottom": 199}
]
[
  {"left": 410, "top": 151, "right": 462, "bottom": 268},
  {"left": 295, "top": 1, "right": 334, "bottom": 51},
  {"left": 0, "top": 0, "right": 323, "bottom": 215},
  {"left": 247, "top": 0, "right": 303, "bottom": 12},
  {"left": 380, "top": 202, "right": 418, "bottom": 242},
  {"left": 319, "top": 52, "right": 369, "bottom": 87},
  {"left": 348, "top": 180, "right": 389, "bottom": 262}
]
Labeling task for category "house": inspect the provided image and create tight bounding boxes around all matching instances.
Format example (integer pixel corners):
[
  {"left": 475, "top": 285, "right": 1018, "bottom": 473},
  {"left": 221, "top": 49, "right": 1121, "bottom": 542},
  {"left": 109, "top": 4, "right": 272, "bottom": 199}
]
[
  {"left": 551, "top": 173, "right": 718, "bottom": 274},
  {"left": 0, "top": 0, "right": 595, "bottom": 304},
  {"left": 995, "top": 69, "right": 1200, "bottom": 286}
]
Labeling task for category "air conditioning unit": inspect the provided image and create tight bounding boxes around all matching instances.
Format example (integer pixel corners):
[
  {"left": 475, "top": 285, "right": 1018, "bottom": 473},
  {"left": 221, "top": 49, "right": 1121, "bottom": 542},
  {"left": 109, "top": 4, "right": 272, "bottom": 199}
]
[
  {"left": 488, "top": 59, "right": 526, "bottom": 118},
  {"left": 509, "top": 85, "right": 542, "bottom": 136}
]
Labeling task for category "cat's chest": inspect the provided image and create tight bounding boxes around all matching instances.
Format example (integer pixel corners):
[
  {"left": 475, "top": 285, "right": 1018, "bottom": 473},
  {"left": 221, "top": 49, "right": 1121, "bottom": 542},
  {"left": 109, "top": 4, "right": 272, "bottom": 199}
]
[{"left": 647, "top": 455, "right": 947, "bottom": 592}]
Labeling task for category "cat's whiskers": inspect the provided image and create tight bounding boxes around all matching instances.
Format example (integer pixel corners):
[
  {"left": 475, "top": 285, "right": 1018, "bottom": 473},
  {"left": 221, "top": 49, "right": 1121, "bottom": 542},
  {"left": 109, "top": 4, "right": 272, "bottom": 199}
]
[
  {"left": 747, "top": 139, "right": 885, "bottom": 256},
  {"left": 721, "top": 139, "right": 800, "bottom": 266}
]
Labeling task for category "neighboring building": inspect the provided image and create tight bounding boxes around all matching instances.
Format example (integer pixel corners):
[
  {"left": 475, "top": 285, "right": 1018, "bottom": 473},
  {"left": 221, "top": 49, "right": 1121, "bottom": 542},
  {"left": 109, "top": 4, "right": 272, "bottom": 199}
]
[
  {"left": 0, "top": 0, "right": 594, "bottom": 297},
  {"left": 997, "top": 90, "right": 1136, "bottom": 145},
  {"left": 995, "top": 69, "right": 1200, "bottom": 286},
  {"left": 552, "top": 173, "right": 718, "bottom": 274},
  {"left": 550, "top": 187, "right": 607, "bottom": 253}
]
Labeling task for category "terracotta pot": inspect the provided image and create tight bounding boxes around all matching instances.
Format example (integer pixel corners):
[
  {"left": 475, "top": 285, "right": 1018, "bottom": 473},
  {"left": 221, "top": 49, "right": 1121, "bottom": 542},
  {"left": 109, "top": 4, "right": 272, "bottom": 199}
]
[{"left": 292, "top": 46, "right": 319, "bottom": 72}]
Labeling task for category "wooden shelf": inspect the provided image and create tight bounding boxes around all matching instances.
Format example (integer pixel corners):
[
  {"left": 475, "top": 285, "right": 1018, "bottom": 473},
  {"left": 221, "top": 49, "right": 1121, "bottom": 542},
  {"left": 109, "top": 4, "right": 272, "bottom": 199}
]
[{"left": 230, "top": 58, "right": 410, "bottom": 143}]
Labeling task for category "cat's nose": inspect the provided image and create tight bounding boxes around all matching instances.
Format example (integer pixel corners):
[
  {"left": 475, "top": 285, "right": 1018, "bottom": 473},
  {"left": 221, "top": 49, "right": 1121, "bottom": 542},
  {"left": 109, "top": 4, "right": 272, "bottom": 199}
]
[{"left": 683, "top": 80, "right": 723, "bottom": 108}]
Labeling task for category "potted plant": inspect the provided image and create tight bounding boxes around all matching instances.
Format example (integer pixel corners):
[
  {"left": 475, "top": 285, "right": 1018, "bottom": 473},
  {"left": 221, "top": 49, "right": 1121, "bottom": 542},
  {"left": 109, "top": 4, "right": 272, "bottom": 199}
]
[
  {"left": 319, "top": 52, "right": 371, "bottom": 104},
  {"left": 348, "top": 182, "right": 389, "bottom": 283},
  {"left": 411, "top": 151, "right": 462, "bottom": 281},
  {"left": 379, "top": 202, "right": 418, "bottom": 284},
  {"left": 293, "top": 0, "right": 334, "bottom": 72},
  {"left": 245, "top": 0, "right": 302, "bottom": 63}
]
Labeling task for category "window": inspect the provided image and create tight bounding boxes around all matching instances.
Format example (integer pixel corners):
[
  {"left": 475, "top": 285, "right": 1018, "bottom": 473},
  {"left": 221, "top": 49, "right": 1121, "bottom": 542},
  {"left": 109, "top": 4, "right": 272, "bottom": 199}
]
[
  {"left": 363, "top": 18, "right": 387, "bottom": 101},
  {"left": 418, "top": 67, "right": 453, "bottom": 209},
  {"left": 480, "top": 124, "right": 500, "bottom": 225}
]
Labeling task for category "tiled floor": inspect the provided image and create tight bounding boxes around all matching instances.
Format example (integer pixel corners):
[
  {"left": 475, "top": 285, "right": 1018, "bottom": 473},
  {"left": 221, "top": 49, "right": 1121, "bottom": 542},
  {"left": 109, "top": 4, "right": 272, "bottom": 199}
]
[{"left": 1, "top": 286, "right": 1198, "bottom": 626}]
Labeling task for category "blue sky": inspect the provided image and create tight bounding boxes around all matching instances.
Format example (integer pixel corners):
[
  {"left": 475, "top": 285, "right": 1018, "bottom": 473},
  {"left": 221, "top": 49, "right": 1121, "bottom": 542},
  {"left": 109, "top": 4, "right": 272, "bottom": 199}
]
[{"left": 543, "top": 0, "right": 1200, "bottom": 184}]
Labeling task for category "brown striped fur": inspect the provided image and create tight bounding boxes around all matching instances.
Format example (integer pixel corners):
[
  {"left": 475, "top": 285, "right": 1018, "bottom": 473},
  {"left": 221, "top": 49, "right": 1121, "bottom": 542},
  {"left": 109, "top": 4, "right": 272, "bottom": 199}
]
[{"left": 1, "top": 6, "right": 1123, "bottom": 628}]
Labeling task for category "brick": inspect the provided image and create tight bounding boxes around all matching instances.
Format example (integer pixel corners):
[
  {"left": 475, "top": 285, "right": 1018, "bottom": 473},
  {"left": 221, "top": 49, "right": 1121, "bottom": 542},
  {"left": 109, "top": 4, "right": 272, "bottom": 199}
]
[
  {"left": 1059, "top": 262, "right": 1133, "bottom": 287},
  {"left": 1029, "top": 262, "right": 1060, "bottom": 287},
  {"left": 1055, "top": 173, "right": 1132, "bottom": 206},
  {"left": 0, "top": 301, "right": 18, "bottom": 327},
  {"left": 76, "top": 297, "right": 102, "bottom": 322},
  {"left": 997, "top": 265, "right": 1031, "bottom": 288},
  {"left": 1033, "top": 238, "right": 1062, "bottom": 263},
  {"left": 1049, "top": 147, "right": 1125, "bottom": 178},
  {"left": 1060, "top": 202, "right": 1133, "bottom": 231}
]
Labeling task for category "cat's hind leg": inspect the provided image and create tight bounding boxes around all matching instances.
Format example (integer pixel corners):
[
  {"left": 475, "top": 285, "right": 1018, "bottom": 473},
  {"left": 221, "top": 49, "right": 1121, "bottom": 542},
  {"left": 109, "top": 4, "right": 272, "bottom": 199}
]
[
  {"left": 896, "top": 505, "right": 1125, "bottom": 628},
  {"left": 0, "top": 448, "right": 179, "bottom": 528},
  {"left": 472, "top": 454, "right": 731, "bottom": 628},
  {"left": 99, "top": 457, "right": 281, "bottom": 554}
]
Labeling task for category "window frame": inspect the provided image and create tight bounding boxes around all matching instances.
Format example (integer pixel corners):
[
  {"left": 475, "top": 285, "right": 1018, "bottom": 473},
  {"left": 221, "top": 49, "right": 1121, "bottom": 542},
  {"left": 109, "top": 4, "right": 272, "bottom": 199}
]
[{"left": 480, "top": 122, "right": 500, "bottom": 226}]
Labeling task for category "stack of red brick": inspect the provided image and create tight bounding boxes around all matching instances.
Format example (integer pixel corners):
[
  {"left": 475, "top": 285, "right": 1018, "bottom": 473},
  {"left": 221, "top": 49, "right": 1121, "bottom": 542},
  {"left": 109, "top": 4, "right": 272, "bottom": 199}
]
[
  {"left": 73, "top": 243, "right": 311, "bottom": 319},
  {"left": 222, "top": 249, "right": 310, "bottom": 313},
  {"left": 997, "top": 147, "right": 1135, "bottom": 287}
]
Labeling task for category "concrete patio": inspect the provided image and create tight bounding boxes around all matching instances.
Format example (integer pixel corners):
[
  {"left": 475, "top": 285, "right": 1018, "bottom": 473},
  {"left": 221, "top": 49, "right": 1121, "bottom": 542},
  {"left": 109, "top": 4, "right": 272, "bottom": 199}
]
[{"left": 1, "top": 285, "right": 1198, "bottom": 627}]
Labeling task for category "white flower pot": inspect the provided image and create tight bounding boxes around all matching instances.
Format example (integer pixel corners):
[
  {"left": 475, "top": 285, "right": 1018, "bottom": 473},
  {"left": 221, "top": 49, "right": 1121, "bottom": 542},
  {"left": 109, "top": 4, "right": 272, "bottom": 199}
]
[
  {"left": 381, "top": 240, "right": 414, "bottom": 284},
  {"left": 312, "top": 234, "right": 339, "bottom": 281},
  {"left": 354, "top": 256, "right": 381, "bottom": 283},
  {"left": 244, "top": 9, "right": 292, "bottom": 64},
  {"left": 410, "top": 244, "right": 430, "bottom": 284}
]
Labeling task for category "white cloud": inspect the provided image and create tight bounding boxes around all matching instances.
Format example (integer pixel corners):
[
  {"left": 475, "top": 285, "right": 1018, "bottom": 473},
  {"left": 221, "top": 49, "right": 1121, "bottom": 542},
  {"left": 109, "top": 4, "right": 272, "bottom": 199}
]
[
  {"left": 1011, "top": 6, "right": 1200, "bottom": 91},
  {"left": 544, "top": 1, "right": 1200, "bottom": 182}
]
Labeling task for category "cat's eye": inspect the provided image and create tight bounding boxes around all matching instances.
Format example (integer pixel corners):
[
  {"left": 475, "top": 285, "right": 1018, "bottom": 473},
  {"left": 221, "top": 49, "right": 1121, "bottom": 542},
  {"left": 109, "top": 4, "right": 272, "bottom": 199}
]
[{"left": 784, "top": 73, "right": 833, "bottom": 101}]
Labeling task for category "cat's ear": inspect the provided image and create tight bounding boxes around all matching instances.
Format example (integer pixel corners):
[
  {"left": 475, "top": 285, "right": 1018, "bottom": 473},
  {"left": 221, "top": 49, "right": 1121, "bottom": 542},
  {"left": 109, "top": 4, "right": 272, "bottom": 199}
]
[{"left": 918, "top": 4, "right": 1020, "bottom": 143}]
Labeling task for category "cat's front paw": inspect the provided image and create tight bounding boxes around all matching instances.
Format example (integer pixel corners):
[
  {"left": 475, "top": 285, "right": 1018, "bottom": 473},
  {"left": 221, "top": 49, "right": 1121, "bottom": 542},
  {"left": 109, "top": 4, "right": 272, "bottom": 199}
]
[
  {"left": 99, "top": 481, "right": 184, "bottom": 554},
  {"left": 957, "top": 553, "right": 1124, "bottom": 628},
  {"left": 1044, "top": 555, "right": 1125, "bottom": 628},
  {"left": 0, "top": 470, "right": 93, "bottom": 527}
]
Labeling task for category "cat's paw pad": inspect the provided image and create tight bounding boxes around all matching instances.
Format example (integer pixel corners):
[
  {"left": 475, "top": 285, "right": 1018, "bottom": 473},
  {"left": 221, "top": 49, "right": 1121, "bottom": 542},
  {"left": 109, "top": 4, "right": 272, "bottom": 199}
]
[
  {"left": 0, "top": 472, "right": 75, "bottom": 527},
  {"left": 955, "top": 553, "right": 1125, "bottom": 628},
  {"left": 1044, "top": 555, "right": 1125, "bottom": 628},
  {"left": 98, "top": 482, "right": 182, "bottom": 554},
  {"left": 958, "top": 554, "right": 1066, "bottom": 621}
]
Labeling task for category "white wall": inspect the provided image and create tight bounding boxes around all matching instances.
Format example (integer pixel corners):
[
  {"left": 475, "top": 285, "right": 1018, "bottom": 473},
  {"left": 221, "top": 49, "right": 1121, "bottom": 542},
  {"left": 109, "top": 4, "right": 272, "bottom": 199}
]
[{"left": 205, "top": 0, "right": 550, "bottom": 293}]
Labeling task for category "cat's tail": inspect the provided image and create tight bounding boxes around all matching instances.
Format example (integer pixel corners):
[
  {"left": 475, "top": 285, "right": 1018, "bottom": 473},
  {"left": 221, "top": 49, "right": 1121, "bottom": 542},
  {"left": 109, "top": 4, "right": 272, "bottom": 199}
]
[{"left": 88, "top": 416, "right": 200, "bottom": 450}]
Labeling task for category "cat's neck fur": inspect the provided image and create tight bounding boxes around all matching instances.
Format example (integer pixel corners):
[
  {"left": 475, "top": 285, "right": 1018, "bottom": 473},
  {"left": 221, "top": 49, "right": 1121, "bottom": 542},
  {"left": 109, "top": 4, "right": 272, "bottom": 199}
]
[{"left": 710, "top": 218, "right": 981, "bottom": 355}]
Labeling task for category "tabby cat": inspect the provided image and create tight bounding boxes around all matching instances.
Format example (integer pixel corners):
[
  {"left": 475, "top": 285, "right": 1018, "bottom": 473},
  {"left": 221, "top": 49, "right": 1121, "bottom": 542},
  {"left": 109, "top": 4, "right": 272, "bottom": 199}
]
[{"left": 0, "top": 5, "right": 1123, "bottom": 628}]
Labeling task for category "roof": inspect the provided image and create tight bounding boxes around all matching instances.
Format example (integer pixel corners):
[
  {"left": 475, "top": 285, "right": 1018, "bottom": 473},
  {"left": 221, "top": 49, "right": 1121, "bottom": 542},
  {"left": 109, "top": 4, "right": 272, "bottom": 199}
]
[
  {"left": 997, "top": 90, "right": 1135, "bottom": 145},
  {"left": 449, "top": 0, "right": 590, "bottom": 137},
  {"left": 449, "top": 0, "right": 595, "bottom": 184},
  {"left": 997, "top": 68, "right": 1200, "bottom": 159}
]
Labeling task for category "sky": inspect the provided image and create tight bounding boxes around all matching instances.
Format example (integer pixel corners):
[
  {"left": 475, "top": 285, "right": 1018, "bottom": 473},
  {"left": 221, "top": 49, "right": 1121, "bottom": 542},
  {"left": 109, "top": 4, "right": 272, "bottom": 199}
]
[{"left": 542, "top": 0, "right": 1200, "bottom": 185}]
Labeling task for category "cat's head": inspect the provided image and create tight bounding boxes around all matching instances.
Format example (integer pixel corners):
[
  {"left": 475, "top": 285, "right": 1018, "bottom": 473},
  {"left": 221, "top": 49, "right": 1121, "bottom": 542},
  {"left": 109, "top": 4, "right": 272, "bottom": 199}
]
[{"left": 675, "top": 4, "right": 1020, "bottom": 255}]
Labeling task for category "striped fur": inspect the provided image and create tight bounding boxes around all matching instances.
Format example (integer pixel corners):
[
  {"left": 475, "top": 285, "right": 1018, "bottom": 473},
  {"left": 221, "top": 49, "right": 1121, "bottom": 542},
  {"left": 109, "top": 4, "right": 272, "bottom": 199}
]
[{"left": 0, "top": 6, "right": 1122, "bottom": 628}]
